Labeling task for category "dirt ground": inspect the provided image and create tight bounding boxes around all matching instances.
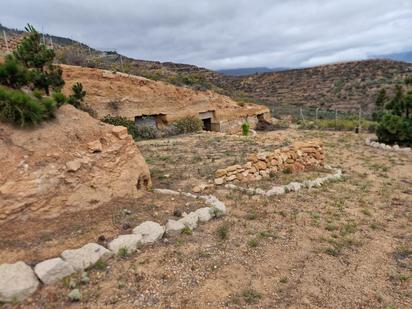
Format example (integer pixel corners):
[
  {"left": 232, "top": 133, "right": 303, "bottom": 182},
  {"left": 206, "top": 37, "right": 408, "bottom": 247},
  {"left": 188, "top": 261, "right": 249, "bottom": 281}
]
[{"left": 2, "top": 129, "right": 411, "bottom": 309}]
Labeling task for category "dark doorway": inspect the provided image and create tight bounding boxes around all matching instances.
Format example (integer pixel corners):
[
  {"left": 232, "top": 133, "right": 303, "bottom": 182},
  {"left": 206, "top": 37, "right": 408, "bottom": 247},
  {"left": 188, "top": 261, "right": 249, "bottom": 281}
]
[{"left": 202, "top": 118, "right": 212, "bottom": 131}]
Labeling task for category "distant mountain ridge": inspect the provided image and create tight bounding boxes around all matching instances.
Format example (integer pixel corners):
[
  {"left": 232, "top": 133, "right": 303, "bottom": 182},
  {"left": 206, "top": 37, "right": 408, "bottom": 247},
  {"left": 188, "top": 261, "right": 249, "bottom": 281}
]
[
  {"left": 218, "top": 67, "right": 289, "bottom": 76},
  {"left": 379, "top": 51, "right": 412, "bottom": 63}
]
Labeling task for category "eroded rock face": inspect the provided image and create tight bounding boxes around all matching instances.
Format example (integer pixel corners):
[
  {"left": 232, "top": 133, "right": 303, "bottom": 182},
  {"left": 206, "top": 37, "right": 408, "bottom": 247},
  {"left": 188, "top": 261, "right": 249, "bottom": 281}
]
[{"left": 0, "top": 105, "right": 151, "bottom": 222}]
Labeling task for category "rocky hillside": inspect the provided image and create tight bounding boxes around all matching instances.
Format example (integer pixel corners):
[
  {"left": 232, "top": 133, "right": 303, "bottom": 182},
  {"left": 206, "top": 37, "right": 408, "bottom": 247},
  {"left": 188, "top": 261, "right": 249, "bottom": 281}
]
[
  {"left": 225, "top": 60, "right": 412, "bottom": 114},
  {"left": 2, "top": 24, "right": 412, "bottom": 115}
]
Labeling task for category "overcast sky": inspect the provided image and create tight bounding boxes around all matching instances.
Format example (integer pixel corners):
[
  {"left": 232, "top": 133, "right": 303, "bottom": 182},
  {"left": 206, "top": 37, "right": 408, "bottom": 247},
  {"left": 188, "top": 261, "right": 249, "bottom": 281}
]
[{"left": 1, "top": 0, "right": 412, "bottom": 69}]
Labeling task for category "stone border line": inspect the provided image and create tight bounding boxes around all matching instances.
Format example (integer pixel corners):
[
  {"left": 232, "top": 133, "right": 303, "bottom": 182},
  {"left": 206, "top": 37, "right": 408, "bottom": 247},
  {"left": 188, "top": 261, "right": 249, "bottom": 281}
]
[
  {"left": 225, "top": 166, "right": 343, "bottom": 196},
  {"left": 365, "top": 138, "right": 411, "bottom": 153},
  {"left": 0, "top": 190, "right": 227, "bottom": 303}
]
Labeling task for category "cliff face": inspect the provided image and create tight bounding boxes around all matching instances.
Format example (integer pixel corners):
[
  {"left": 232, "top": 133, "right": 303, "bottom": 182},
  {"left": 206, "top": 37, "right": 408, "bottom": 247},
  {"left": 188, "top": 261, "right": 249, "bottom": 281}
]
[{"left": 0, "top": 105, "right": 151, "bottom": 222}]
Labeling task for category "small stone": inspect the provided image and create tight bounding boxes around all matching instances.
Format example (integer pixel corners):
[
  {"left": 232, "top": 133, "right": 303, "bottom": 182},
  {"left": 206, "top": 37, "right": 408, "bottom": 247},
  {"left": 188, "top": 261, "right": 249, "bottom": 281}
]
[
  {"left": 165, "top": 219, "right": 185, "bottom": 236},
  {"left": 66, "top": 159, "right": 82, "bottom": 172},
  {"left": 87, "top": 140, "right": 102, "bottom": 153},
  {"left": 192, "top": 186, "right": 202, "bottom": 193},
  {"left": 68, "top": 289, "right": 81, "bottom": 302},
  {"left": 226, "top": 175, "right": 236, "bottom": 181},
  {"left": 178, "top": 212, "right": 199, "bottom": 229},
  {"left": 214, "top": 177, "right": 225, "bottom": 185},
  {"left": 132, "top": 221, "right": 165, "bottom": 243},
  {"left": 194, "top": 207, "right": 214, "bottom": 222},
  {"left": 214, "top": 169, "right": 227, "bottom": 178},
  {"left": 0, "top": 262, "right": 39, "bottom": 302},
  {"left": 201, "top": 195, "right": 226, "bottom": 217},
  {"left": 34, "top": 257, "right": 75, "bottom": 285}
]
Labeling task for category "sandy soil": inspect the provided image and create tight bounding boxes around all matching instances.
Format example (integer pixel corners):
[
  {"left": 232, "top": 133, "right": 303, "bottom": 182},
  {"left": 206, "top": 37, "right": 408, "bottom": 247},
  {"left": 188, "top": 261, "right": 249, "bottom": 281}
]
[{"left": 2, "top": 129, "right": 411, "bottom": 308}]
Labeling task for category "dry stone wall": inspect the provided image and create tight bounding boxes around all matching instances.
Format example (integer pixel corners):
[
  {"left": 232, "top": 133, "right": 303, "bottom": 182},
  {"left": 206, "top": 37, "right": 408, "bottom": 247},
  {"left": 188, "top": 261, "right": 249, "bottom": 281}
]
[{"left": 214, "top": 141, "right": 324, "bottom": 185}]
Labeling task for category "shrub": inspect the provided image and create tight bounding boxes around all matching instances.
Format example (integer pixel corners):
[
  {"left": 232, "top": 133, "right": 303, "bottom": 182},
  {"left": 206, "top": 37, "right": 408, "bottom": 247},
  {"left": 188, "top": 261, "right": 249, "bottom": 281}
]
[
  {"left": 0, "top": 86, "right": 56, "bottom": 127},
  {"left": 101, "top": 115, "right": 158, "bottom": 140},
  {"left": 242, "top": 121, "right": 250, "bottom": 136},
  {"left": 376, "top": 79, "right": 412, "bottom": 145},
  {"left": 376, "top": 113, "right": 412, "bottom": 146},
  {"left": 0, "top": 55, "right": 29, "bottom": 88},
  {"left": 67, "top": 82, "right": 86, "bottom": 108},
  {"left": 174, "top": 116, "right": 203, "bottom": 134}
]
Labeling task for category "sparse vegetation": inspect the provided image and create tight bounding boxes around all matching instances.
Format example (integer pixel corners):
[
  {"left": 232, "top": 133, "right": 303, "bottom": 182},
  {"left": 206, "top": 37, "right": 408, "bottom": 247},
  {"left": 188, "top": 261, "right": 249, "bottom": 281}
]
[{"left": 174, "top": 116, "right": 203, "bottom": 134}]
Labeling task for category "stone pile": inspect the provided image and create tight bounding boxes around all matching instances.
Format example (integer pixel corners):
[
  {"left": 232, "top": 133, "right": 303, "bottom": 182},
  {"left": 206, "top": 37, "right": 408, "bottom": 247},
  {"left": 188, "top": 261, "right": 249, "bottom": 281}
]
[
  {"left": 214, "top": 141, "right": 324, "bottom": 185},
  {"left": 0, "top": 190, "right": 227, "bottom": 303},
  {"left": 365, "top": 138, "right": 411, "bottom": 152}
]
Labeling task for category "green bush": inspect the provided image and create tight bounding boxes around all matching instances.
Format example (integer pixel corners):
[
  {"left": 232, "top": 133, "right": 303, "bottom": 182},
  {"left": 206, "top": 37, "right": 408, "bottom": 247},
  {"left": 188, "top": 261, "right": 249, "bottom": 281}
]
[
  {"left": 0, "top": 55, "right": 29, "bottom": 88},
  {"left": 0, "top": 86, "right": 56, "bottom": 127},
  {"left": 376, "top": 78, "right": 412, "bottom": 145},
  {"left": 174, "top": 116, "right": 203, "bottom": 134},
  {"left": 242, "top": 121, "right": 250, "bottom": 136},
  {"left": 376, "top": 113, "right": 412, "bottom": 146}
]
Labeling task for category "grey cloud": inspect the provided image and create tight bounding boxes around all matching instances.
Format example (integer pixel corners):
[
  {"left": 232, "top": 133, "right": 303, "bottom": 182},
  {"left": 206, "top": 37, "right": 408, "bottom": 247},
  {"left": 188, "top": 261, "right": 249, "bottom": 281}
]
[{"left": 1, "top": 0, "right": 412, "bottom": 69}]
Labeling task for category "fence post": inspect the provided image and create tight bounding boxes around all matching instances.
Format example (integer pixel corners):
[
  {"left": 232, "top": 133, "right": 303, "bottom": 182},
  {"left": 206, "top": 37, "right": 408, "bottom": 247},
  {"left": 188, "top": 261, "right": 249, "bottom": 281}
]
[
  {"left": 120, "top": 55, "right": 124, "bottom": 72},
  {"left": 335, "top": 109, "right": 338, "bottom": 129},
  {"left": 358, "top": 106, "right": 362, "bottom": 134},
  {"left": 3, "top": 30, "right": 9, "bottom": 53},
  {"left": 300, "top": 107, "right": 306, "bottom": 125},
  {"left": 315, "top": 107, "right": 319, "bottom": 122}
]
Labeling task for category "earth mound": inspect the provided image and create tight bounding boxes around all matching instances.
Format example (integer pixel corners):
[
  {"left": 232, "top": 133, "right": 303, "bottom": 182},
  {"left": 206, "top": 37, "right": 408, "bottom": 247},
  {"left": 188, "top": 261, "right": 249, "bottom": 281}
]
[{"left": 0, "top": 105, "right": 151, "bottom": 222}]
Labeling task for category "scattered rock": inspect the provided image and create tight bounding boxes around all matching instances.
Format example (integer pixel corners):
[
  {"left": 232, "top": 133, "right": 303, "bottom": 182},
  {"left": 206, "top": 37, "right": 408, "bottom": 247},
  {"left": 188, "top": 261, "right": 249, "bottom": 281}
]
[
  {"left": 214, "top": 169, "right": 227, "bottom": 178},
  {"left": 133, "top": 221, "right": 165, "bottom": 243},
  {"left": 34, "top": 257, "right": 75, "bottom": 284},
  {"left": 108, "top": 234, "right": 142, "bottom": 254},
  {"left": 61, "top": 243, "right": 113, "bottom": 271},
  {"left": 0, "top": 261, "right": 39, "bottom": 302}
]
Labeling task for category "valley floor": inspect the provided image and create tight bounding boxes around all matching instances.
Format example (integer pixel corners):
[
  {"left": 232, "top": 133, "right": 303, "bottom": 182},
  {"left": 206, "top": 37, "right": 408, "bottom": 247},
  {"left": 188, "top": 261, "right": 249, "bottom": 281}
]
[{"left": 2, "top": 129, "right": 411, "bottom": 308}]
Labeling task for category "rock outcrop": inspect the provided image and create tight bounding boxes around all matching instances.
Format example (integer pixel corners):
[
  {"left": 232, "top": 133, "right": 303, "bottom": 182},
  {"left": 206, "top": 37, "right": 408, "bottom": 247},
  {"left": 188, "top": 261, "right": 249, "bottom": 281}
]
[{"left": 0, "top": 105, "right": 151, "bottom": 222}]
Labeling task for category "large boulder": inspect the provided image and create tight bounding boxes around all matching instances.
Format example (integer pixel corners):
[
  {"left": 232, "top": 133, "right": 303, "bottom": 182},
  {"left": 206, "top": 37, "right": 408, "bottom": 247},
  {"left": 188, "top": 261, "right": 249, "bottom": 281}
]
[
  {"left": 61, "top": 243, "right": 113, "bottom": 271},
  {"left": 0, "top": 261, "right": 39, "bottom": 302},
  {"left": 0, "top": 105, "right": 151, "bottom": 222},
  {"left": 108, "top": 234, "right": 142, "bottom": 255},
  {"left": 34, "top": 257, "right": 75, "bottom": 284},
  {"left": 133, "top": 221, "right": 165, "bottom": 243}
]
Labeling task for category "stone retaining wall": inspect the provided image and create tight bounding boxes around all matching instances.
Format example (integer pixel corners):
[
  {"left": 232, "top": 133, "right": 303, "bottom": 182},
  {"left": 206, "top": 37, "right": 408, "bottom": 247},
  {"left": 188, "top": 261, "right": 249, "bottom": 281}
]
[{"left": 214, "top": 140, "right": 324, "bottom": 185}]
